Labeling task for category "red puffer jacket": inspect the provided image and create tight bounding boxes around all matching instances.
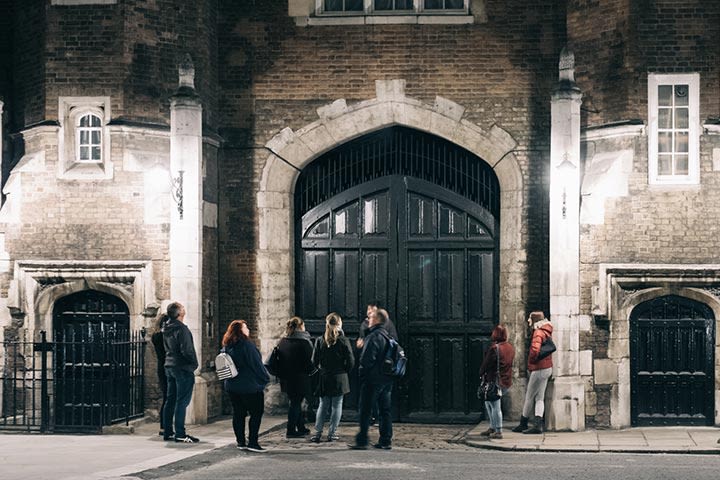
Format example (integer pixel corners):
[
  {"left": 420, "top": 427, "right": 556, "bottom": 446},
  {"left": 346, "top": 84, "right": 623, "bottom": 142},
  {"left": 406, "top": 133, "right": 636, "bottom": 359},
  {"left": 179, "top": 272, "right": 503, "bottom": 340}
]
[{"left": 527, "top": 320, "right": 553, "bottom": 371}]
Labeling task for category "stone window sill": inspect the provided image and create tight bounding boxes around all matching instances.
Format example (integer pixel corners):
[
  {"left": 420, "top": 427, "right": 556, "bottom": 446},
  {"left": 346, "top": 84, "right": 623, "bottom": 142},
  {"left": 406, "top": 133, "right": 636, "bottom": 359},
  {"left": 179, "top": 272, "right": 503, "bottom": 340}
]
[{"left": 297, "top": 14, "right": 475, "bottom": 26}]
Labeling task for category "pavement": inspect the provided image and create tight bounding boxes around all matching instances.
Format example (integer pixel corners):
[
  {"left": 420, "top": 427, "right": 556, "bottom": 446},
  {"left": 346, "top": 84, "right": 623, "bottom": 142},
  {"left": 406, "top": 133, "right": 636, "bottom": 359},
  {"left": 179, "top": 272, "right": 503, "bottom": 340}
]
[
  {"left": 465, "top": 422, "right": 720, "bottom": 454},
  {"left": 0, "top": 417, "right": 719, "bottom": 480}
]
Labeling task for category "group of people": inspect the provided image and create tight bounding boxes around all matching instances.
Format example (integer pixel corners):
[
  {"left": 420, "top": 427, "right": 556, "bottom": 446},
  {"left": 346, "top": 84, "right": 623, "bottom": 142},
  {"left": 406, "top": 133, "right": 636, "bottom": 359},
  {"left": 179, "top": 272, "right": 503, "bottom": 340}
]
[
  {"left": 151, "top": 300, "right": 555, "bottom": 451},
  {"left": 478, "top": 310, "right": 554, "bottom": 438}
]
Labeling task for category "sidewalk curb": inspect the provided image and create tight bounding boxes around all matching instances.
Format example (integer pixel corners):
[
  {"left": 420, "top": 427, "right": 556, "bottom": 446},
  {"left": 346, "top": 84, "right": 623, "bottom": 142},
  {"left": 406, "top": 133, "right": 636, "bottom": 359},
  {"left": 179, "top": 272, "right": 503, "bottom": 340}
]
[{"left": 463, "top": 439, "right": 720, "bottom": 455}]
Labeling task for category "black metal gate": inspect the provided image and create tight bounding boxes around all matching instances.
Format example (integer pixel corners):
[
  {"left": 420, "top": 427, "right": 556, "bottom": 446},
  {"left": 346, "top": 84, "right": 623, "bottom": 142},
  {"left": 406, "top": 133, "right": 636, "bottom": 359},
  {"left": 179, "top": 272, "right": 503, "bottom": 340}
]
[
  {"left": 0, "top": 290, "right": 146, "bottom": 433},
  {"left": 296, "top": 127, "right": 500, "bottom": 422},
  {"left": 630, "top": 295, "right": 715, "bottom": 426}
]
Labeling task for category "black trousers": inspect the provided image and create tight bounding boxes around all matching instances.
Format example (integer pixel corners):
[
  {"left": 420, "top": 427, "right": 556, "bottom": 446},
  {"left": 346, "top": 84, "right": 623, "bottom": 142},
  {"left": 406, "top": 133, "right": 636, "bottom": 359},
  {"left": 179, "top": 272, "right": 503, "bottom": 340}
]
[{"left": 229, "top": 391, "right": 265, "bottom": 445}]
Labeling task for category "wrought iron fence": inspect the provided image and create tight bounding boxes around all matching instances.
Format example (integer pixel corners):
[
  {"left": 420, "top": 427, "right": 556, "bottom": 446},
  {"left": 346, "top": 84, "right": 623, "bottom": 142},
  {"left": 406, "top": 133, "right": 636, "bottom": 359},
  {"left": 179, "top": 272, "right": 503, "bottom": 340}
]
[{"left": 0, "top": 329, "right": 146, "bottom": 433}]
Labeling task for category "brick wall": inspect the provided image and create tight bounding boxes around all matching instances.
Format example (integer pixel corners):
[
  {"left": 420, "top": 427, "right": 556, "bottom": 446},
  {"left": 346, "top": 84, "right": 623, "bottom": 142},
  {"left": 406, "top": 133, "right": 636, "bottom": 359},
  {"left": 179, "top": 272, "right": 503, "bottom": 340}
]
[{"left": 216, "top": 0, "right": 566, "bottom": 335}]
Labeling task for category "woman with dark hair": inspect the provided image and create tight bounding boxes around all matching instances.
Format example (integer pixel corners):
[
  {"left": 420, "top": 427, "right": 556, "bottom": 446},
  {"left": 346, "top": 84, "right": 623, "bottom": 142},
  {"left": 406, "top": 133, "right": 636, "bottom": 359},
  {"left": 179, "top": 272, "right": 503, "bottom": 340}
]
[
  {"left": 222, "top": 319, "right": 270, "bottom": 452},
  {"left": 478, "top": 324, "right": 515, "bottom": 439},
  {"left": 150, "top": 313, "right": 169, "bottom": 437},
  {"left": 309, "top": 312, "right": 354, "bottom": 443},
  {"left": 276, "top": 316, "right": 314, "bottom": 439}
]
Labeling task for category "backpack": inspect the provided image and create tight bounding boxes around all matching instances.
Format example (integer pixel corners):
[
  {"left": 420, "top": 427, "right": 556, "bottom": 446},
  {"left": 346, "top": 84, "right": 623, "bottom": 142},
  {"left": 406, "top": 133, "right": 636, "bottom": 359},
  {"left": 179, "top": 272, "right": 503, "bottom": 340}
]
[
  {"left": 215, "top": 350, "right": 238, "bottom": 380},
  {"left": 380, "top": 333, "right": 407, "bottom": 378},
  {"left": 264, "top": 345, "right": 281, "bottom": 376}
]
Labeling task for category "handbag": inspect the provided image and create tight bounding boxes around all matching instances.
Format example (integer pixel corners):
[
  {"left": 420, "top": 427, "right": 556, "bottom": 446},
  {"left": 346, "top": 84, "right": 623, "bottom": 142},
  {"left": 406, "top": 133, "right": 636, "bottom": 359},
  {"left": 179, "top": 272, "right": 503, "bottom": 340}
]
[
  {"left": 264, "top": 345, "right": 281, "bottom": 376},
  {"left": 477, "top": 344, "right": 503, "bottom": 402},
  {"left": 537, "top": 335, "right": 556, "bottom": 361}
]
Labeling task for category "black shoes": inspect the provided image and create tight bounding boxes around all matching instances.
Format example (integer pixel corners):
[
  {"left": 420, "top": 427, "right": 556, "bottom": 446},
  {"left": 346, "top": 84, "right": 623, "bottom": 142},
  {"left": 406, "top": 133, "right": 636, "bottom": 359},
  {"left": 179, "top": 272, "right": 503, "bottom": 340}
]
[
  {"left": 175, "top": 435, "right": 200, "bottom": 443},
  {"left": 348, "top": 443, "right": 369, "bottom": 450},
  {"left": 373, "top": 442, "right": 392, "bottom": 450},
  {"left": 246, "top": 443, "right": 266, "bottom": 453},
  {"left": 286, "top": 432, "right": 306, "bottom": 439},
  {"left": 309, "top": 434, "right": 322, "bottom": 443}
]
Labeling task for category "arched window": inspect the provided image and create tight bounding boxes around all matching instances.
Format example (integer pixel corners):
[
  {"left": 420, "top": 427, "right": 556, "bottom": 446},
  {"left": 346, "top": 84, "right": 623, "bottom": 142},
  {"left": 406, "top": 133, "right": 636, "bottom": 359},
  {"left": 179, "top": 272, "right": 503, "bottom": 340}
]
[{"left": 76, "top": 113, "right": 103, "bottom": 163}]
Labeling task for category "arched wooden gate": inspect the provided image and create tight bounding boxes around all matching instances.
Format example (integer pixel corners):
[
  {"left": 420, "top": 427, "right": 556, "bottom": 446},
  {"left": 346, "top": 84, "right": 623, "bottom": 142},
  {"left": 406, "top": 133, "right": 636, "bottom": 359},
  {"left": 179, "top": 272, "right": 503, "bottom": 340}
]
[{"left": 295, "top": 127, "right": 500, "bottom": 421}]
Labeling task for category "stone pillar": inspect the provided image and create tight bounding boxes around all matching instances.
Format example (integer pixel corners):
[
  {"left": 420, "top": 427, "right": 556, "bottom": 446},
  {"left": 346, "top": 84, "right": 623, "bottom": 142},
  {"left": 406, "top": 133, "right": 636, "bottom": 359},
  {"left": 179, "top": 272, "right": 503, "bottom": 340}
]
[
  {"left": 547, "top": 48, "right": 585, "bottom": 431},
  {"left": 169, "top": 55, "right": 207, "bottom": 424}
]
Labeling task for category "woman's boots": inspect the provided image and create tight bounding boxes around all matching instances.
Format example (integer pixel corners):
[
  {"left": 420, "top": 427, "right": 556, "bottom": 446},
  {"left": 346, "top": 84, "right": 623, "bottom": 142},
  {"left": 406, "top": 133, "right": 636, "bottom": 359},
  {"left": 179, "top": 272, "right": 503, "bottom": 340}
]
[
  {"left": 522, "top": 416, "right": 544, "bottom": 434},
  {"left": 511, "top": 416, "right": 528, "bottom": 433}
]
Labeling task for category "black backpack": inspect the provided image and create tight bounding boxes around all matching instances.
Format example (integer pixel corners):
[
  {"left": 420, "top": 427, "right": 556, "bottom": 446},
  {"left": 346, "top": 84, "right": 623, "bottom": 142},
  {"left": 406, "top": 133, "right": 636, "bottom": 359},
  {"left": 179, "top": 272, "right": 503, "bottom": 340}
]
[{"left": 380, "top": 332, "right": 407, "bottom": 378}]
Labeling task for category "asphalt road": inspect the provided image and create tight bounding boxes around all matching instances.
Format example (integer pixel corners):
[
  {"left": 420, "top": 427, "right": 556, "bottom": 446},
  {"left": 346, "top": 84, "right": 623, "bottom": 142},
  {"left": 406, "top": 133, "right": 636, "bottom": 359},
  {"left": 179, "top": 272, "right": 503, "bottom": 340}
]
[{"left": 132, "top": 446, "right": 720, "bottom": 480}]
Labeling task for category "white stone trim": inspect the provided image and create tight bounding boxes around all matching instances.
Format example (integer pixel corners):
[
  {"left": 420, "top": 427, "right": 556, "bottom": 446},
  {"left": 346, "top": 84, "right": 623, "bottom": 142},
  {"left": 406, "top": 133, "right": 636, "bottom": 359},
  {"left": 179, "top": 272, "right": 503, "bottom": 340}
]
[
  {"left": 581, "top": 123, "right": 645, "bottom": 141},
  {"left": 256, "top": 78, "right": 524, "bottom": 362},
  {"left": 6, "top": 260, "right": 156, "bottom": 339},
  {"left": 704, "top": 123, "right": 720, "bottom": 135},
  {"left": 58, "top": 96, "right": 113, "bottom": 180},
  {"left": 51, "top": 0, "right": 117, "bottom": 5}
]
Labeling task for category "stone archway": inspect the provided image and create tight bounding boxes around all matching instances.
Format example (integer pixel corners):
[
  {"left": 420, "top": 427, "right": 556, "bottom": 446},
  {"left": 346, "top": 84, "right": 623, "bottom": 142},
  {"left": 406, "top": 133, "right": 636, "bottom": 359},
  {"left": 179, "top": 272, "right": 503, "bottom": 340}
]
[{"left": 256, "top": 80, "right": 526, "bottom": 411}]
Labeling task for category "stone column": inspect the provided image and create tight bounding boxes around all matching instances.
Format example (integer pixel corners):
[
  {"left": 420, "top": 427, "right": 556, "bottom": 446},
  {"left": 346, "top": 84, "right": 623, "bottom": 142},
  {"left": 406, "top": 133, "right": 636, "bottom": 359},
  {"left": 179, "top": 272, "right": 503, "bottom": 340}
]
[
  {"left": 547, "top": 48, "right": 585, "bottom": 431},
  {"left": 169, "top": 55, "right": 207, "bottom": 424}
]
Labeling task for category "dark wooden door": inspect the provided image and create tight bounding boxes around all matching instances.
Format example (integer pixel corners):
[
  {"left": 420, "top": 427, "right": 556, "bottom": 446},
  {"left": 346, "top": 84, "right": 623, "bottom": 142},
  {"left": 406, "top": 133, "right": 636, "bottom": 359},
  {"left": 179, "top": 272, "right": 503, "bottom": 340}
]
[
  {"left": 630, "top": 295, "right": 715, "bottom": 426},
  {"left": 297, "top": 175, "right": 498, "bottom": 421}
]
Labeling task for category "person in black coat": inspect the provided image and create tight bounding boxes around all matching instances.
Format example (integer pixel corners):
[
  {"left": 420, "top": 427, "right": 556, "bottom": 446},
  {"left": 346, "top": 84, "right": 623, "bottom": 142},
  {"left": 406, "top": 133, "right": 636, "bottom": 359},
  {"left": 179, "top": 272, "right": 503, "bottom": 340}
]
[
  {"left": 150, "top": 313, "right": 169, "bottom": 437},
  {"left": 349, "top": 308, "right": 395, "bottom": 450},
  {"left": 221, "top": 319, "right": 270, "bottom": 452},
  {"left": 309, "top": 313, "right": 355, "bottom": 443},
  {"left": 276, "top": 316, "right": 314, "bottom": 438}
]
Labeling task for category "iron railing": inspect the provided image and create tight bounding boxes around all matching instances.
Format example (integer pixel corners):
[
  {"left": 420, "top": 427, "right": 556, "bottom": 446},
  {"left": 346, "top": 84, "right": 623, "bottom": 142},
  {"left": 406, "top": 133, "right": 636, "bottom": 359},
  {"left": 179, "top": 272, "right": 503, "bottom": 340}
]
[{"left": 0, "top": 329, "right": 146, "bottom": 433}]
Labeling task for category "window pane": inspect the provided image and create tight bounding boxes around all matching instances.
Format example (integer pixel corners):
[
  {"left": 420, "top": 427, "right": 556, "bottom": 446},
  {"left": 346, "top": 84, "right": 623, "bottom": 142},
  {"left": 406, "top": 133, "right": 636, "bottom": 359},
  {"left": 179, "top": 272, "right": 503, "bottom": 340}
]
[
  {"left": 91, "top": 130, "right": 101, "bottom": 145},
  {"left": 92, "top": 147, "right": 101, "bottom": 161},
  {"left": 425, "top": 0, "right": 443, "bottom": 8},
  {"left": 347, "top": 0, "right": 363, "bottom": 10},
  {"left": 375, "top": 0, "right": 412, "bottom": 9},
  {"left": 80, "top": 130, "right": 89, "bottom": 144},
  {"left": 658, "top": 154, "right": 672, "bottom": 175},
  {"left": 80, "top": 115, "right": 90, "bottom": 127},
  {"left": 446, "top": 0, "right": 464, "bottom": 8},
  {"left": 675, "top": 132, "right": 688, "bottom": 153},
  {"left": 675, "top": 108, "right": 688, "bottom": 129},
  {"left": 658, "top": 132, "right": 672, "bottom": 153},
  {"left": 674, "top": 85, "right": 689, "bottom": 106},
  {"left": 658, "top": 109, "right": 672, "bottom": 129},
  {"left": 658, "top": 85, "right": 672, "bottom": 106},
  {"left": 675, "top": 154, "right": 688, "bottom": 175},
  {"left": 80, "top": 146, "right": 89, "bottom": 161}
]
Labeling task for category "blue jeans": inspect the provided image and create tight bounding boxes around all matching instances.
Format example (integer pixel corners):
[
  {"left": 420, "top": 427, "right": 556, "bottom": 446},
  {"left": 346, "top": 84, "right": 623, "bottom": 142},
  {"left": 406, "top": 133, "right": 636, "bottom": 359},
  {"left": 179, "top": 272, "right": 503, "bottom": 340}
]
[
  {"left": 356, "top": 381, "right": 392, "bottom": 447},
  {"left": 484, "top": 387, "right": 508, "bottom": 431},
  {"left": 163, "top": 367, "right": 195, "bottom": 438},
  {"left": 314, "top": 395, "right": 344, "bottom": 437}
]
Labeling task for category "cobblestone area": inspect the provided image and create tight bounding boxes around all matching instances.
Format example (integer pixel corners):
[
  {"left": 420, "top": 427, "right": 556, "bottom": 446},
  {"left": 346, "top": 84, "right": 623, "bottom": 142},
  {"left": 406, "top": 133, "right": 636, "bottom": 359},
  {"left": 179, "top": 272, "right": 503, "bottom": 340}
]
[{"left": 260, "top": 423, "right": 476, "bottom": 451}]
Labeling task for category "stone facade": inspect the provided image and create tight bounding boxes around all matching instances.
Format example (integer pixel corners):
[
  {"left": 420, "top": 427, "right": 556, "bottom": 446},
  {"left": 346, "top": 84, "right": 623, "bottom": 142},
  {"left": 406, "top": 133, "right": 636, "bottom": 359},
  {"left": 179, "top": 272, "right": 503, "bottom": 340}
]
[{"left": 0, "top": 0, "right": 719, "bottom": 430}]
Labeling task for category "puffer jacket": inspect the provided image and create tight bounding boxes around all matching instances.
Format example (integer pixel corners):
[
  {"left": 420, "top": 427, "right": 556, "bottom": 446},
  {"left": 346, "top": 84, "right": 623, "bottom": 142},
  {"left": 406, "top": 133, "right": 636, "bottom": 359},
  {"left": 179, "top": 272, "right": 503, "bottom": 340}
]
[{"left": 527, "top": 319, "right": 553, "bottom": 371}]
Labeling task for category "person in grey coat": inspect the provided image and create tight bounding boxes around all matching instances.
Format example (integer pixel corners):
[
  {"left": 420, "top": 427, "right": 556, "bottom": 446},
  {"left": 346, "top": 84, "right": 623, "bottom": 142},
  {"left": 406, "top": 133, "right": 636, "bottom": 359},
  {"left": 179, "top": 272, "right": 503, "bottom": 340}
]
[
  {"left": 309, "top": 313, "right": 355, "bottom": 443},
  {"left": 162, "top": 301, "right": 199, "bottom": 443}
]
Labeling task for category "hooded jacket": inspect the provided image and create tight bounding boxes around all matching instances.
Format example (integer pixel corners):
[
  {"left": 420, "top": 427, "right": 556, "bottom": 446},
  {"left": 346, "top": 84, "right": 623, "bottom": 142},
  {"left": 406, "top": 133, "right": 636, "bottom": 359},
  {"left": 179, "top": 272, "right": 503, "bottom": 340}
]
[
  {"left": 479, "top": 341, "right": 515, "bottom": 389},
  {"left": 527, "top": 319, "right": 553, "bottom": 371},
  {"left": 162, "top": 317, "right": 199, "bottom": 373},
  {"left": 358, "top": 324, "right": 392, "bottom": 384},
  {"left": 276, "top": 330, "right": 314, "bottom": 397}
]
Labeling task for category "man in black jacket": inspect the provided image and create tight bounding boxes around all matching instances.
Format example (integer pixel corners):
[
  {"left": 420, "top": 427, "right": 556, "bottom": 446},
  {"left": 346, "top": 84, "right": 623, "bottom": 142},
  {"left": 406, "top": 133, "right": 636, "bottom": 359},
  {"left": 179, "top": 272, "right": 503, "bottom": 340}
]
[
  {"left": 162, "top": 302, "right": 200, "bottom": 443},
  {"left": 349, "top": 308, "right": 394, "bottom": 450}
]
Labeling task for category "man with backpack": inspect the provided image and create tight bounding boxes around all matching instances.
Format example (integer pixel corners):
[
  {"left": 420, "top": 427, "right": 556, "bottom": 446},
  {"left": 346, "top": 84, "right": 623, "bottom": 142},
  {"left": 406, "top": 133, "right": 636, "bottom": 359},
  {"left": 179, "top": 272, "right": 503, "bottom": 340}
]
[{"left": 349, "top": 308, "right": 395, "bottom": 450}]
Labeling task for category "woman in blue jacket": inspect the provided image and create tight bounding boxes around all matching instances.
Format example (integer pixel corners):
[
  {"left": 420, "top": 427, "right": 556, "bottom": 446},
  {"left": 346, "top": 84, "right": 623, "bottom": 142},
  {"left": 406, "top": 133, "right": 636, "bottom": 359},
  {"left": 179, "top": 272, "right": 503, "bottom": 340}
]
[{"left": 221, "top": 319, "right": 270, "bottom": 452}]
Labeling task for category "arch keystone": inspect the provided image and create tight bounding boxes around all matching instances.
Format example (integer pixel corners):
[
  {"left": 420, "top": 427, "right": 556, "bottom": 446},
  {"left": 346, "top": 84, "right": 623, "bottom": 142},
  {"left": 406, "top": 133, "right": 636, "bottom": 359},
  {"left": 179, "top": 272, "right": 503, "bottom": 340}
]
[
  {"left": 433, "top": 96, "right": 465, "bottom": 121},
  {"left": 375, "top": 79, "right": 406, "bottom": 100}
]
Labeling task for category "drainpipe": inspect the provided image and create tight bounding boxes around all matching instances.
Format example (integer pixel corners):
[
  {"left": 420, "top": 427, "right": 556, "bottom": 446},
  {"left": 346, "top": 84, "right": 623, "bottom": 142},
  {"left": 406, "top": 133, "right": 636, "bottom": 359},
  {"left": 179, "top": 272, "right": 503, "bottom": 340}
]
[{"left": 547, "top": 47, "right": 585, "bottom": 431}]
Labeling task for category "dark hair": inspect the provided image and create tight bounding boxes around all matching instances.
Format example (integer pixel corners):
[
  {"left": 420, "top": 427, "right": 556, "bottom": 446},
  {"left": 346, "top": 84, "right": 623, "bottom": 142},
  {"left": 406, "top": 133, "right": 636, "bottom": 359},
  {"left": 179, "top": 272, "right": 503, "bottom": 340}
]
[
  {"left": 491, "top": 324, "right": 508, "bottom": 343},
  {"left": 167, "top": 302, "right": 184, "bottom": 320},
  {"left": 367, "top": 299, "right": 382, "bottom": 309},
  {"left": 373, "top": 308, "right": 388, "bottom": 325},
  {"left": 222, "top": 319, "right": 249, "bottom": 347},
  {"left": 285, "top": 316, "right": 304, "bottom": 336},
  {"left": 155, "top": 313, "right": 169, "bottom": 333}
]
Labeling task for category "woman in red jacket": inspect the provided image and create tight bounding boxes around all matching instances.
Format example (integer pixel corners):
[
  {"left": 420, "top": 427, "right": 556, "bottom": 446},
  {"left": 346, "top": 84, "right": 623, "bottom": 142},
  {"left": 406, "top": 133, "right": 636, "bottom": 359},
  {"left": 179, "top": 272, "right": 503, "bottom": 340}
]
[
  {"left": 478, "top": 324, "right": 515, "bottom": 439},
  {"left": 512, "top": 311, "right": 553, "bottom": 434}
]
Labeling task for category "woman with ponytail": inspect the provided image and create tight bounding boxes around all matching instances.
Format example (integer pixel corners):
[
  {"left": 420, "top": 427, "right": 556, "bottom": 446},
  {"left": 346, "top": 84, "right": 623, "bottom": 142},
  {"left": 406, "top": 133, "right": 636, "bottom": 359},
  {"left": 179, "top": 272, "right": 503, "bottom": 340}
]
[
  {"left": 222, "top": 320, "right": 270, "bottom": 452},
  {"left": 276, "top": 316, "right": 314, "bottom": 438},
  {"left": 309, "top": 313, "right": 354, "bottom": 443}
]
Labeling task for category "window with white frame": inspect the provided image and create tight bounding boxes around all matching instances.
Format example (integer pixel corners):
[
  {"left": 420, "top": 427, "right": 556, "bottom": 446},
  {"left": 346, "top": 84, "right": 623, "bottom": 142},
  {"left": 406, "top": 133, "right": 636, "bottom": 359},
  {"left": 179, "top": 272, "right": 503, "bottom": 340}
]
[
  {"left": 318, "top": 0, "right": 468, "bottom": 14},
  {"left": 647, "top": 73, "right": 700, "bottom": 185},
  {"left": 58, "top": 97, "right": 112, "bottom": 179},
  {"left": 76, "top": 113, "right": 103, "bottom": 163}
]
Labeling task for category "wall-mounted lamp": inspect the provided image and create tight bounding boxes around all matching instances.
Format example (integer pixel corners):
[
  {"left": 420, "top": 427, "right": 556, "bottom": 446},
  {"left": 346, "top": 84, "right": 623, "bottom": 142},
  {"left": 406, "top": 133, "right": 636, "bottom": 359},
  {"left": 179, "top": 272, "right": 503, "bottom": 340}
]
[{"left": 170, "top": 170, "right": 184, "bottom": 219}]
